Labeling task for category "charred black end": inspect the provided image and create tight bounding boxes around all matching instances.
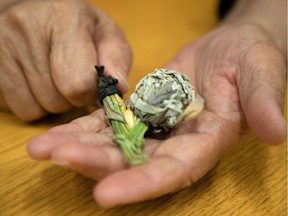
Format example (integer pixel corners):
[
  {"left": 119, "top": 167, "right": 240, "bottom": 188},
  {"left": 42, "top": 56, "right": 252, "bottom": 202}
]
[{"left": 96, "top": 65, "right": 123, "bottom": 104}]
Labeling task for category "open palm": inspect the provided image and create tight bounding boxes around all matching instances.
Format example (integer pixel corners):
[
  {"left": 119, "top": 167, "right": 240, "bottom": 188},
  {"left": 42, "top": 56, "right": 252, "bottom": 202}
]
[{"left": 27, "top": 23, "right": 286, "bottom": 208}]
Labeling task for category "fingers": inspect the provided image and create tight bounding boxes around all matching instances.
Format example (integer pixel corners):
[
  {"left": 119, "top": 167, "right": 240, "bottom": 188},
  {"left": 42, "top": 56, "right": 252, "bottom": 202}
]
[
  {"left": 49, "top": 1, "right": 99, "bottom": 107},
  {"left": 15, "top": 14, "right": 72, "bottom": 113},
  {"left": 50, "top": 109, "right": 107, "bottom": 133},
  {"left": 93, "top": 7, "right": 132, "bottom": 93},
  {"left": 28, "top": 130, "right": 114, "bottom": 160},
  {"left": 0, "top": 9, "right": 47, "bottom": 121},
  {"left": 27, "top": 129, "right": 127, "bottom": 180},
  {"left": 0, "top": 0, "right": 96, "bottom": 119},
  {"left": 9, "top": 7, "right": 72, "bottom": 113},
  {"left": 0, "top": 0, "right": 132, "bottom": 119},
  {"left": 94, "top": 156, "right": 190, "bottom": 208},
  {"left": 0, "top": 61, "right": 46, "bottom": 121},
  {"left": 27, "top": 109, "right": 235, "bottom": 208},
  {"left": 94, "top": 133, "right": 224, "bottom": 208},
  {"left": 51, "top": 143, "right": 126, "bottom": 180},
  {"left": 238, "top": 44, "right": 286, "bottom": 145},
  {"left": 27, "top": 108, "right": 124, "bottom": 179},
  {"left": 49, "top": 2, "right": 132, "bottom": 106},
  {"left": 27, "top": 109, "right": 108, "bottom": 160}
]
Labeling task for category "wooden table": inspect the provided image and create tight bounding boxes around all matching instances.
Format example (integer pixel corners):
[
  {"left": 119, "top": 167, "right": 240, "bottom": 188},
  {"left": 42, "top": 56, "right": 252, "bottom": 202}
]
[{"left": 0, "top": 0, "right": 286, "bottom": 215}]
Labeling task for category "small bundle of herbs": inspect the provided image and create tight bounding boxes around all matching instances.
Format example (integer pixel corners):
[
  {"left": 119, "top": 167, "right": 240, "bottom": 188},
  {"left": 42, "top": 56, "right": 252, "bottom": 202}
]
[
  {"left": 96, "top": 66, "right": 148, "bottom": 166},
  {"left": 96, "top": 66, "right": 204, "bottom": 166}
]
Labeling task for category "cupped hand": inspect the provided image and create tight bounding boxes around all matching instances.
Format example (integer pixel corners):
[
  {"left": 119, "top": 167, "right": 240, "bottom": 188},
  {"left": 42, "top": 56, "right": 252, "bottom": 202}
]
[
  {"left": 27, "top": 23, "right": 286, "bottom": 208},
  {"left": 0, "top": 0, "right": 131, "bottom": 121}
]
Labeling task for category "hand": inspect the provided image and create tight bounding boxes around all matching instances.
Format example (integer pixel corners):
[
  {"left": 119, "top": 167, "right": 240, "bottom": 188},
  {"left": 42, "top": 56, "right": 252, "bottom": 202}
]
[
  {"left": 0, "top": 0, "right": 131, "bottom": 121},
  {"left": 27, "top": 23, "right": 286, "bottom": 208}
]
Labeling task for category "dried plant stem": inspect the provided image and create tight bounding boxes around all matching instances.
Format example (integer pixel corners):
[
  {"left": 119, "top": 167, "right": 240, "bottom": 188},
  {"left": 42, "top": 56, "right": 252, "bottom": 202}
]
[{"left": 103, "top": 94, "right": 148, "bottom": 166}]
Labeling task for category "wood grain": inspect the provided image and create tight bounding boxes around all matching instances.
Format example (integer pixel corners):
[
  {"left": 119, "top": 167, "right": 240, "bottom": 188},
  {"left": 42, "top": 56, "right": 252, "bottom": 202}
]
[{"left": 0, "top": 0, "right": 286, "bottom": 215}]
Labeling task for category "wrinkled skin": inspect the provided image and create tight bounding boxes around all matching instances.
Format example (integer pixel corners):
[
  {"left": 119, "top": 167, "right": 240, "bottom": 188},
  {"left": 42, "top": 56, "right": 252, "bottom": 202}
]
[
  {"left": 27, "top": 23, "right": 286, "bottom": 208},
  {"left": 0, "top": 0, "right": 131, "bottom": 121}
]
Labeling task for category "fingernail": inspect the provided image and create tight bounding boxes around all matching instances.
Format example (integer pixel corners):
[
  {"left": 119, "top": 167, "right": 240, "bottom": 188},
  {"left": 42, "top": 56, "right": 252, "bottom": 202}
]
[{"left": 114, "top": 68, "right": 130, "bottom": 92}]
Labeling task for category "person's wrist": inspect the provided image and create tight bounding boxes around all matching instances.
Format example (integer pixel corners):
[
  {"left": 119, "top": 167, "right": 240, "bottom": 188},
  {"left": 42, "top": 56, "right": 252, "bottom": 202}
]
[
  {"left": 219, "top": 0, "right": 286, "bottom": 56},
  {"left": 224, "top": 17, "right": 286, "bottom": 56}
]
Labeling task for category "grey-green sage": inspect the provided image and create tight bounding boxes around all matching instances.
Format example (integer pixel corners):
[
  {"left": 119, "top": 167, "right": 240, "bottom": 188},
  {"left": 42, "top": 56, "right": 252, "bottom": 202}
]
[{"left": 129, "top": 68, "right": 204, "bottom": 133}]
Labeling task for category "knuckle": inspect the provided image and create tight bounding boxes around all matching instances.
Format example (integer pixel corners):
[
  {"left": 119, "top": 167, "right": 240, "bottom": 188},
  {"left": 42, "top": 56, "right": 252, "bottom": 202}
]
[
  {"left": 61, "top": 79, "right": 95, "bottom": 105},
  {"left": 48, "top": 0, "right": 93, "bottom": 32},
  {"left": 48, "top": 0, "right": 84, "bottom": 18},
  {"left": 49, "top": 0, "right": 75, "bottom": 12}
]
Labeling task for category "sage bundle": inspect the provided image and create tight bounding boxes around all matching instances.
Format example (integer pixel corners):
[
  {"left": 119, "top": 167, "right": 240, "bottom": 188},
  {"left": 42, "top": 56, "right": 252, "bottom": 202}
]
[
  {"left": 96, "top": 66, "right": 204, "bottom": 166},
  {"left": 96, "top": 66, "right": 148, "bottom": 166},
  {"left": 129, "top": 68, "right": 204, "bottom": 133}
]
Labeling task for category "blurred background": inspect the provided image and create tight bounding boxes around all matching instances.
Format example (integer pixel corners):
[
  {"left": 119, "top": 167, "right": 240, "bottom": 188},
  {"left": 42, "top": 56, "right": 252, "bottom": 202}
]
[{"left": 89, "top": 0, "right": 219, "bottom": 95}]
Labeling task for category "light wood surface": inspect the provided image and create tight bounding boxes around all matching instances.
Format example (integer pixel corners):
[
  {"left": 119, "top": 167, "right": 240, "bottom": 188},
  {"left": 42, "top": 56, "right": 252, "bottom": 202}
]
[{"left": 0, "top": 0, "right": 286, "bottom": 215}]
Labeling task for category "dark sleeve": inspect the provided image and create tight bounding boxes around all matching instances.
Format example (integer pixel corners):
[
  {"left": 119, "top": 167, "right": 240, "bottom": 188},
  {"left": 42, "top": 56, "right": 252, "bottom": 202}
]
[{"left": 218, "top": 0, "right": 237, "bottom": 19}]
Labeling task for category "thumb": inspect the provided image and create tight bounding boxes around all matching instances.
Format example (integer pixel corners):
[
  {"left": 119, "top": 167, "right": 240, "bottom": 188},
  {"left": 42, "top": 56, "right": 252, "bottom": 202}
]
[
  {"left": 238, "top": 44, "right": 286, "bottom": 145},
  {"left": 93, "top": 7, "right": 132, "bottom": 94},
  {"left": 164, "top": 42, "right": 198, "bottom": 74}
]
